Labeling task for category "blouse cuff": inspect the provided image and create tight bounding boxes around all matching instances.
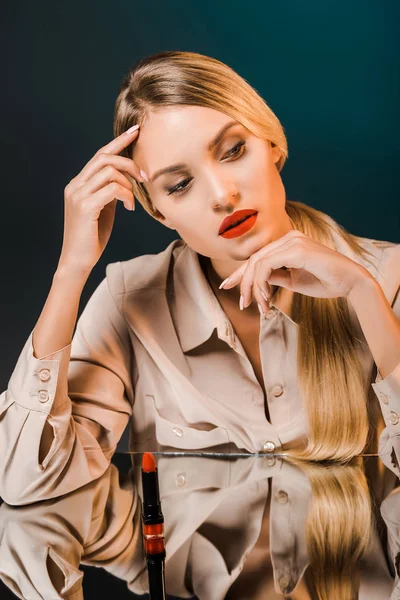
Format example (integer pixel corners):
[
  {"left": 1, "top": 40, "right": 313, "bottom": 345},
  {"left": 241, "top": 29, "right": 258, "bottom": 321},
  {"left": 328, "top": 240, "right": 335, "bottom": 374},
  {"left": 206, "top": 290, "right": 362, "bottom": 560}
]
[
  {"left": 371, "top": 360, "right": 400, "bottom": 436},
  {"left": 7, "top": 329, "right": 72, "bottom": 415}
]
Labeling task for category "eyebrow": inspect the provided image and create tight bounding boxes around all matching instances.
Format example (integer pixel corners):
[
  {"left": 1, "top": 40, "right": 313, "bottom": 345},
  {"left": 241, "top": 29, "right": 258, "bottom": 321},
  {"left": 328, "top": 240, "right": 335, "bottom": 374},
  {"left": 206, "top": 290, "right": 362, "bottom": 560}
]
[{"left": 148, "top": 119, "right": 241, "bottom": 183}]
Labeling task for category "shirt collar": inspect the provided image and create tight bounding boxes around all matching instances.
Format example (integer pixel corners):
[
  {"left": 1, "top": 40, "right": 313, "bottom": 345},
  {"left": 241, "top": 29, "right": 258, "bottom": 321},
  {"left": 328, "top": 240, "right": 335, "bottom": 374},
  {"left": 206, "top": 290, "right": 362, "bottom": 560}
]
[{"left": 173, "top": 243, "right": 298, "bottom": 353}]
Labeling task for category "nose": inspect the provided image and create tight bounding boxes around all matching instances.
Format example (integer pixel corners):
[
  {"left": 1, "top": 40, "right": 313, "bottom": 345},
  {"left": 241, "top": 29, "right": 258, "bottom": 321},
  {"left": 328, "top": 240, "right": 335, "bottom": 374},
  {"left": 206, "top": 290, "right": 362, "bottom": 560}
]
[{"left": 209, "top": 176, "right": 240, "bottom": 214}]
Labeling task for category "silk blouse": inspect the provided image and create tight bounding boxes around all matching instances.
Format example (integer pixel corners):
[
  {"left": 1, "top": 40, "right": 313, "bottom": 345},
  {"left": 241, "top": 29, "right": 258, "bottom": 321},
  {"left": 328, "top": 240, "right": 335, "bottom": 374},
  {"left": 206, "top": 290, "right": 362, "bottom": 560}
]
[{"left": 1, "top": 227, "right": 400, "bottom": 504}]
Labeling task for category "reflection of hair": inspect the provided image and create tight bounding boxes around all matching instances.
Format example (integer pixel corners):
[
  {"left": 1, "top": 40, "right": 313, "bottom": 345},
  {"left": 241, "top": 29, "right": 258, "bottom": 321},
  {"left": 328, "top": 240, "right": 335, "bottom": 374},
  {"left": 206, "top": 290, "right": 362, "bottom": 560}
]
[
  {"left": 298, "top": 459, "right": 373, "bottom": 600},
  {"left": 114, "top": 50, "right": 377, "bottom": 461}
]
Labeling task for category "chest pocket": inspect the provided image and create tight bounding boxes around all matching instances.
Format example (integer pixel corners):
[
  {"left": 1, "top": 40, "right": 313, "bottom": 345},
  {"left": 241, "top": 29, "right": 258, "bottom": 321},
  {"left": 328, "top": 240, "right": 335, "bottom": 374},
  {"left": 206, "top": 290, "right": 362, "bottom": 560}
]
[{"left": 148, "top": 395, "right": 230, "bottom": 450}]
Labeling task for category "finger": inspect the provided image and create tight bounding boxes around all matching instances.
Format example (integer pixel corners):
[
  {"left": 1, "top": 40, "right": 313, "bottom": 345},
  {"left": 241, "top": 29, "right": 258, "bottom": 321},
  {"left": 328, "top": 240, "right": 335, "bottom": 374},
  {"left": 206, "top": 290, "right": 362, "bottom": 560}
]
[
  {"left": 266, "top": 268, "right": 293, "bottom": 287},
  {"left": 95, "top": 124, "right": 141, "bottom": 158},
  {"left": 87, "top": 182, "right": 135, "bottom": 212},
  {"left": 74, "top": 164, "right": 134, "bottom": 201},
  {"left": 241, "top": 238, "right": 304, "bottom": 308},
  {"left": 240, "top": 259, "right": 271, "bottom": 310},
  {"left": 253, "top": 248, "right": 306, "bottom": 300},
  {"left": 219, "top": 263, "right": 247, "bottom": 289},
  {"left": 72, "top": 152, "right": 146, "bottom": 193},
  {"left": 220, "top": 230, "right": 304, "bottom": 291},
  {"left": 253, "top": 260, "right": 273, "bottom": 311}
]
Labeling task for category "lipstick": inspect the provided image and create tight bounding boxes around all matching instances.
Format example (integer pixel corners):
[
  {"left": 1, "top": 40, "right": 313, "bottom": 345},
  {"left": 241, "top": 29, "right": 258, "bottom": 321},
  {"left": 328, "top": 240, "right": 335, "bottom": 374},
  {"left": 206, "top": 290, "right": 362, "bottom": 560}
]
[
  {"left": 141, "top": 452, "right": 166, "bottom": 600},
  {"left": 218, "top": 209, "right": 258, "bottom": 239}
]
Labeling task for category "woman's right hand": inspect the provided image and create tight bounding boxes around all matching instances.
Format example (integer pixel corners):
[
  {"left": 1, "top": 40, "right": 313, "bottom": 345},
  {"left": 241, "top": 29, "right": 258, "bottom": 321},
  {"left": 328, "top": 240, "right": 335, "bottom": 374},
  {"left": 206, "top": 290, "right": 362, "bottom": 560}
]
[{"left": 57, "top": 125, "right": 148, "bottom": 277}]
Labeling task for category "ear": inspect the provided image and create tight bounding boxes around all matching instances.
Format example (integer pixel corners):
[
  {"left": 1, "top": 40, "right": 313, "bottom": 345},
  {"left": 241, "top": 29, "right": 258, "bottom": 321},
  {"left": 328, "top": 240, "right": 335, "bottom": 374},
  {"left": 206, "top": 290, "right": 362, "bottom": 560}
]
[
  {"left": 270, "top": 142, "right": 281, "bottom": 165},
  {"left": 162, "top": 220, "right": 177, "bottom": 231},
  {"left": 154, "top": 214, "right": 176, "bottom": 231}
]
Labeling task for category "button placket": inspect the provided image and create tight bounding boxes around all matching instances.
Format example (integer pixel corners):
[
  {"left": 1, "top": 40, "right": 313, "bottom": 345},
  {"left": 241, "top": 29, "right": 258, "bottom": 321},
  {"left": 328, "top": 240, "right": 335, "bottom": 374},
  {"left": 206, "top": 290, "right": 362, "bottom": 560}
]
[
  {"left": 379, "top": 392, "right": 389, "bottom": 405},
  {"left": 263, "top": 441, "right": 276, "bottom": 453},
  {"left": 176, "top": 472, "right": 186, "bottom": 487},
  {"left": 276, "top": 490, "right": 289, "bottom": 504},
  {"left": 271, "top": 384, "right": 284, "bottom": 397}
]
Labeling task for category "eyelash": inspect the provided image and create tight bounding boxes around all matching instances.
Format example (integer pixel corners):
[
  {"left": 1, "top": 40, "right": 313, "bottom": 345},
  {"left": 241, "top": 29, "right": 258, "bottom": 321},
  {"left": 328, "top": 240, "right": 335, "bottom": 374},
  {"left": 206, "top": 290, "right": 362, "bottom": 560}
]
[{"left": 165, "top": 140, "right": 246, "bottom": 196}]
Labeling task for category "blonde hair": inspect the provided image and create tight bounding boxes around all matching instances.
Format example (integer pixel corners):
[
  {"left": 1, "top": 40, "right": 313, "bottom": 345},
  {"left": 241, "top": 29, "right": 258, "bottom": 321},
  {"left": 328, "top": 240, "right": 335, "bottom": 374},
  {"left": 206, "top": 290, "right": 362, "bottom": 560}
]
[
  {"left": 296, "top": 458, "right": 373, "bottom": 600},
  {"left": 113, "top": 51, "right": 377, "bottom": 462}
]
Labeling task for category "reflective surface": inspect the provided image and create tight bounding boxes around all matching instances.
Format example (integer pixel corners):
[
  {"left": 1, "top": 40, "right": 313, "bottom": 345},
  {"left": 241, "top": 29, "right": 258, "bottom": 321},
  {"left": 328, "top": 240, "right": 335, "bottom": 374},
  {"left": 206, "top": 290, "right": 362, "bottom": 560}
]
[{"left": 0, "top": 452, "right": 399, "bottom": 599}]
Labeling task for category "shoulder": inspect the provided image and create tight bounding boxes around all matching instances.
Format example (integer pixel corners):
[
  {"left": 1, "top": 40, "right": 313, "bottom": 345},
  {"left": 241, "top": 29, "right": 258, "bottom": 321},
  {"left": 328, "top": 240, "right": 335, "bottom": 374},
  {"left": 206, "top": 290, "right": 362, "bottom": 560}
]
[
  {"left": 104, "top": 238, "right": 187, "bottom": 307},
  {"left": 356, "top": 235, "right": 400, "bottom": 277},
  {"left": 354, "top": 235, "right": 400, "bottom": 307}
]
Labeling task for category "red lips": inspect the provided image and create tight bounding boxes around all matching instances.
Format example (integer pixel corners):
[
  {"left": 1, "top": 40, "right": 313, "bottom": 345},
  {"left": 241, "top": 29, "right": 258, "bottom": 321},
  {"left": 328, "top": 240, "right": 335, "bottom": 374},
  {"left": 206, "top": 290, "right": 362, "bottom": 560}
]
[{"left": 218, "top": 209, "right": 258, "bottom": 235}]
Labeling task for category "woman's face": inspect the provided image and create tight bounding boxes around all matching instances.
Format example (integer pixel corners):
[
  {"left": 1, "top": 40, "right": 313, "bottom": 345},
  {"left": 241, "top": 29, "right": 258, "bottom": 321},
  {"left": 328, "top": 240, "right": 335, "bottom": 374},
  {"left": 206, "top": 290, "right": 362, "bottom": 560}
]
[{"left": 132, "top": 105, "right": 293, "bottom": 275}]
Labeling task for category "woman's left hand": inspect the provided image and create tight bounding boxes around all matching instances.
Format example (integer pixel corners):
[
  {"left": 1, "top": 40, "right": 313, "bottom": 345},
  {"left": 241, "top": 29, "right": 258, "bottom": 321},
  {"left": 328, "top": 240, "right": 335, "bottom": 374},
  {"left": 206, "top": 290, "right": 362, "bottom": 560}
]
[{"left": 219, "top": 229, "right": 373, "bottom": 311}]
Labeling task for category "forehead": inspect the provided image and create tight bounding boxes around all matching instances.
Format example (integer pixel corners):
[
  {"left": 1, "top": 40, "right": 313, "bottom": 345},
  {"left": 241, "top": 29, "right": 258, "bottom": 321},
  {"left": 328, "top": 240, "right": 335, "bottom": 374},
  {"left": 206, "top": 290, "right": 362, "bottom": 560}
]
[{"left": 132, "top": 105, "right": 239, "bottom": 163}]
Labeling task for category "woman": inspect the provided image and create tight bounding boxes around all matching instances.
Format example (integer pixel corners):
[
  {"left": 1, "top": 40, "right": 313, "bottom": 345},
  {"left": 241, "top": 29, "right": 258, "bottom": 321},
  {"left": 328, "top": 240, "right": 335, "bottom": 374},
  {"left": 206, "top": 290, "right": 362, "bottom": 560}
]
[{"left": 0, "top": 51, "right": 399, "bottom": 505}]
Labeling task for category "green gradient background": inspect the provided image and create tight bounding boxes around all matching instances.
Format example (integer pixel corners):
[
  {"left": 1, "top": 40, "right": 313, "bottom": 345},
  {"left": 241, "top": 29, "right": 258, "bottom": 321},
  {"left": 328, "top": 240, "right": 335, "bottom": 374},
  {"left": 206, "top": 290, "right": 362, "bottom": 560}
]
[
  {"left": 0, "top": 3, "right": 399, "bottom": 597},
  {"left": 1, "top": 1, "right": 399, "bottom": 407}
]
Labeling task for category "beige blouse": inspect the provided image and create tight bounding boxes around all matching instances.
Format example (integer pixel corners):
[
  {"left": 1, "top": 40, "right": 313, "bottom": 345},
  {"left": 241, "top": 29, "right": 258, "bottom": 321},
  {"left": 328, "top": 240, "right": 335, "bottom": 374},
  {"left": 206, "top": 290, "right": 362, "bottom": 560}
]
[{"left": 1, "top": 228, "right": 400, "bottom": 504}]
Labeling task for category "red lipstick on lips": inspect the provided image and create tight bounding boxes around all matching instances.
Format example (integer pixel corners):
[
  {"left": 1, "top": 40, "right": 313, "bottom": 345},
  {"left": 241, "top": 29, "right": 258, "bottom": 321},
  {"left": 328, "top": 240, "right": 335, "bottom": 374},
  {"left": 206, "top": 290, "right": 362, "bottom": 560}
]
[{"left": 218, "top": 209, "right": 258, "bottom": 239}]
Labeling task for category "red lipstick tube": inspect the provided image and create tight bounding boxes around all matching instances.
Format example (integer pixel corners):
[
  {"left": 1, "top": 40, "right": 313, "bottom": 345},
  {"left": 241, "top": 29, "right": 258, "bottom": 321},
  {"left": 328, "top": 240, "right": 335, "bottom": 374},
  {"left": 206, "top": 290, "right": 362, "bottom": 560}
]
[{"left": 141, "top": 452, "right": 166, "bottom": 600}]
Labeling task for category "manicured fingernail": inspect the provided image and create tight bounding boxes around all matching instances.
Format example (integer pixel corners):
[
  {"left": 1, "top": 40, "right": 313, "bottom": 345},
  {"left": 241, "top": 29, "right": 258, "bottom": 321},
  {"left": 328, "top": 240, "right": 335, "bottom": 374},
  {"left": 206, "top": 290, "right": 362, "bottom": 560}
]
[
  {"left": 140, "top": 169, "right": 149, "bottom": 182},
  {"left": 261, "top": 289, "right": 270, "bottom": 303},
  {"left": 239, "top": 295, "right": 244, "bottom": 311},
  {"left": 125, "top": 124, "right": 139, "bottom": 135},
  {"left": 258, "top": 303, "right": 265, "bottom": 317},
  {"left": 219, "top": 277, "right": 231, "bottom": 289}
]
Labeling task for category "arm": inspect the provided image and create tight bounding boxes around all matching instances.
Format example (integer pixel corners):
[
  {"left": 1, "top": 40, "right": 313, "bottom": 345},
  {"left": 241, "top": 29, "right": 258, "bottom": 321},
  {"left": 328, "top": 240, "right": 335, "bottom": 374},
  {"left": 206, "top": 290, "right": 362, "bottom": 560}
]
[
  {"left": 347, "top": 244, "right": 400, "bottom": 474},
  {"left": 348, "top": 275, "right": 400, "bottom": 381},
  {"left": 0, "top": 262, "right": 133, "bottom": 505}
]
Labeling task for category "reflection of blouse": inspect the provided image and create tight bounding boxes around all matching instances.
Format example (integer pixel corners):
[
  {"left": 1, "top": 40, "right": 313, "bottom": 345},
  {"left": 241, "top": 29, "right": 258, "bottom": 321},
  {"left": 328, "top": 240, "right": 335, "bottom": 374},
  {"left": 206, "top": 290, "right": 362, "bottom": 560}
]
[
  {"left": 0, "top": 457, "right": 398, "bottom": 599},
  {"left": 0, "top": 230, "right": 400, "bottom": 504}
]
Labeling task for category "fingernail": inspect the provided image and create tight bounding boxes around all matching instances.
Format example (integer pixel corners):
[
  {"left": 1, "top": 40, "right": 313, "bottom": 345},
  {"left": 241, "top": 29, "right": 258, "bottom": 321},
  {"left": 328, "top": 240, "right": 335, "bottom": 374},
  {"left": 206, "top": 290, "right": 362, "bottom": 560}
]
[
  {"left": 140, "top": 169, "right": 149, "bottom": 182},
  {"left": 257, "top": 303, "right": 265, "bottom": 317},
  {"left": 219, "top": 277, "right": 231, "bottom": 289},
  {"left": 125, "top": 124, "right": 139, "bottom": 135},
  {"left": 239, "top": 295, "right": 244, "bottom": 311},
  {"left": 261, "top": 289, "right": 270, "bottom": 303}
]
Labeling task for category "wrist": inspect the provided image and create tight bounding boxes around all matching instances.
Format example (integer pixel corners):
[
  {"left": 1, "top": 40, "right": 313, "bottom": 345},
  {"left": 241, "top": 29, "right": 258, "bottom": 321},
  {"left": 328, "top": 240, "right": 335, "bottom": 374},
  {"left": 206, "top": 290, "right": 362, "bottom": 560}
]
[
  {"left": 54, "top": 263, "right": 91, "bottom": 286},
  {"left": 347, "top": 268, "right": 380, "bottom": 307}
]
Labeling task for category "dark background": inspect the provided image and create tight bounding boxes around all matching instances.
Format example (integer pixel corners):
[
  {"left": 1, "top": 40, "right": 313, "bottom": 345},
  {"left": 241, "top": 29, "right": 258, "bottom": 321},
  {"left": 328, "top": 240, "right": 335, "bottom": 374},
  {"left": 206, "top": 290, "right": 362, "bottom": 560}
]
[{"left": 0, "top": 1, "right": 399, "bottom": 597}]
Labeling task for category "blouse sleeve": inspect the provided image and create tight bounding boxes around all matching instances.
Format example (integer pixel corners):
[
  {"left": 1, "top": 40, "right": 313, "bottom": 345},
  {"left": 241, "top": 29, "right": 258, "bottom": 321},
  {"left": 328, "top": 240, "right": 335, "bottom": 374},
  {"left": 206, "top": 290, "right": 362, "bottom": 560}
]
[
  {"left": 0, "top": 263, "right": 134, "bottom": 505},
  {"left": 371, "top": 245, "right": 400, "bottom": 477}
]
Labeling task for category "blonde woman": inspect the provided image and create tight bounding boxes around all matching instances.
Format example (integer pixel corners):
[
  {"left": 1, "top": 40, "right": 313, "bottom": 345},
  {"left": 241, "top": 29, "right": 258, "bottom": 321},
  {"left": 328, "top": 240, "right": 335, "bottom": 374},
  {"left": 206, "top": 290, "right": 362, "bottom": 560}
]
[{"left": 0, "top": 51, "right": 399, "bottom": 504}]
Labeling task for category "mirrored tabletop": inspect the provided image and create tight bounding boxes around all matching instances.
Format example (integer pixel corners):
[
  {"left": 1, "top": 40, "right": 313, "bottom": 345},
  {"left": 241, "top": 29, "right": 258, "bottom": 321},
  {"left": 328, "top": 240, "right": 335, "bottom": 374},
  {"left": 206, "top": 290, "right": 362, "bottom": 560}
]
[{"left": 0, "top": 452, "right": 399, "bottom": 599}]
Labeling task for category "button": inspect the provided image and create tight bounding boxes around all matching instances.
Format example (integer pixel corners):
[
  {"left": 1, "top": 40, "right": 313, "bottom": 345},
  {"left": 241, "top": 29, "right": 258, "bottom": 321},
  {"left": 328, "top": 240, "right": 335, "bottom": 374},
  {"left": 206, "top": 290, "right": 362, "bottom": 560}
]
[
  {"left": 379, "top": 392, "right": 389, "bottom": 405},
  {"left": 389, "top": 412, "right": 399, "bottom": 425},
  {"left": 276, "top": 490, "right": 288, "bottom": 504},
  {"left": 265, "top": 309, "right": 276, "bottom": 320},
  {"left": 271, "top": 384, "right": 284, "bottom": 397},
  {"left": 263, "top": 441, "right": 276, "bottom": 452},
  {"left": 176, "top": 472, "right": 186, "bottom": 487},
  {"left": 38, "top": 390, "right": 50, "bottom": 403},
  {"left": 279, "top": 576, "right": 290, "bottom": 590},
  {"left": 38, "top": 368, "right": 51, "bottom": 382},
  {"left": 172, "top": 427, "right": 183, "bottom": 437}
]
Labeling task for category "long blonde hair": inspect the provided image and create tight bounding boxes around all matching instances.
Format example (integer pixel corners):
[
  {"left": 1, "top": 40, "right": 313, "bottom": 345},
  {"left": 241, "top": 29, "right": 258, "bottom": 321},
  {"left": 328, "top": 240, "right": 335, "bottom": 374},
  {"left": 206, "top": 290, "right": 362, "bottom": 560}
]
[
  {"left": 113, "top": 50, "right": 377, "bottom": 462},
  {"left": 298, "top": 458, "right": 374, "bottom": 600}
]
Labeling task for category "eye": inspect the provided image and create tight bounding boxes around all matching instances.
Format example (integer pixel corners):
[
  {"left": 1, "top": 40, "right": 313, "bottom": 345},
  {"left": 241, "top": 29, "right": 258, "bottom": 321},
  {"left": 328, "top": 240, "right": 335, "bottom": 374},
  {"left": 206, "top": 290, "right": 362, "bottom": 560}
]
[
  {"left": 166, "top": 140, "right": 246, "bottom": 196},
  {"left": 223, "top": 140, "right": 246, "bottom": 159}
]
